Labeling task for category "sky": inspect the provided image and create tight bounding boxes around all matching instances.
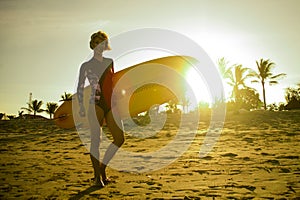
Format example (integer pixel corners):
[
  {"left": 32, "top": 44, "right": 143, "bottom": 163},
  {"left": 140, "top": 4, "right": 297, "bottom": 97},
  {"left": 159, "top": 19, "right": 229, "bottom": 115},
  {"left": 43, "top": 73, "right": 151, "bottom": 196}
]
[{"left": 0, "top": 0, "right": 299, "bottom": 116}]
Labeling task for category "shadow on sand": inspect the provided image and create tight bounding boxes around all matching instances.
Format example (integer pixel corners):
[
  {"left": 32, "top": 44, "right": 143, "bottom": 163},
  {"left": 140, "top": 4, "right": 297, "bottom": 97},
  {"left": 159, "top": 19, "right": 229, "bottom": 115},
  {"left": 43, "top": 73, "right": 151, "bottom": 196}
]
[{"left": 68, "top": 185, "right": 103, "bottom": 200}]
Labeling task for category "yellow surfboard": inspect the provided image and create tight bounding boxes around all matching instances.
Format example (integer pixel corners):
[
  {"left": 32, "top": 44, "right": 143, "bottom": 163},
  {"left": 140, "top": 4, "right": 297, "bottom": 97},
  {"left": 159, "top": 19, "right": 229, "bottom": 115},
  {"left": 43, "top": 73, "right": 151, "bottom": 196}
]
[{"left": 54, "top": 56, "right": 197, "bottom": 129}]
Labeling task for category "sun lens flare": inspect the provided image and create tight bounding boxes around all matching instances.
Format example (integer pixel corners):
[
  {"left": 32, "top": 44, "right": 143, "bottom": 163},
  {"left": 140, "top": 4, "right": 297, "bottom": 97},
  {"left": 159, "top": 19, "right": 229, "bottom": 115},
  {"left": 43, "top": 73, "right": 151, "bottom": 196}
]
[{"left": 185, "top": 67, "right": 212, "bottom": 108}]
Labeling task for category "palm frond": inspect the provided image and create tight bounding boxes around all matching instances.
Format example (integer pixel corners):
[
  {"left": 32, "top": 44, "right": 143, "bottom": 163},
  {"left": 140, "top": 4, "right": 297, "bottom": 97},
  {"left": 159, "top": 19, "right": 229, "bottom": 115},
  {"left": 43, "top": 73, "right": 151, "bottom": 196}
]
[
  {"left": 251, "top": 80, "right": 259, "bottom": 83},
  {"left": 46, "top": 102, "right": 58, "bottom": 114},
  {"left": 21, "top": 107, "right": 32, "bottom": 112},
  {"left": 269, "top": 80, "right": 279, "bottom": 85},
  {"left": 60, "top": 92, "right": 72, "bottom": 101},
  {"left": 270, "top": 73, "right": 286, "bottom": 80}
]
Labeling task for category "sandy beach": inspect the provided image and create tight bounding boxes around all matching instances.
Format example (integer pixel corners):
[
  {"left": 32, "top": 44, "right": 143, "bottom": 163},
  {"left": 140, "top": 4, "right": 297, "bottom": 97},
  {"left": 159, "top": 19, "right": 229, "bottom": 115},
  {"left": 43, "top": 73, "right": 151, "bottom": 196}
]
[{"left": 0, "top": 110, "right": 299, "bottom": 199}]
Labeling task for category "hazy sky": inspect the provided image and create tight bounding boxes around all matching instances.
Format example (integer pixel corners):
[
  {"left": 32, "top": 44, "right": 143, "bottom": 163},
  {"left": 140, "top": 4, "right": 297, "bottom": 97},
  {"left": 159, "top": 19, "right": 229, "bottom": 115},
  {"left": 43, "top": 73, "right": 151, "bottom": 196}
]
[{"left": 0, "top": 0, "right": 299, "bottom": 115}]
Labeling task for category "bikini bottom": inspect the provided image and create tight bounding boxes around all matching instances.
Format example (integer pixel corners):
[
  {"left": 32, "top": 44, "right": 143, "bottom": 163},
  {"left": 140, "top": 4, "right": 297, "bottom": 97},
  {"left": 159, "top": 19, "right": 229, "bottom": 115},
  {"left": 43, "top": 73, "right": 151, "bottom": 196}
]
[{"left": 95, "top": 96, "right": 111, "bottom": 117}]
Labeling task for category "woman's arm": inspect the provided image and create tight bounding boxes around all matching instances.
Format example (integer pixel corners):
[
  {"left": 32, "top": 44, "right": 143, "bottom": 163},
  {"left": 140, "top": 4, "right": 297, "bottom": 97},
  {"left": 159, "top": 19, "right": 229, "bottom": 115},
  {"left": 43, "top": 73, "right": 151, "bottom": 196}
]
[{"left": 77, "top": 64, "right": 86, "bottom": 116}]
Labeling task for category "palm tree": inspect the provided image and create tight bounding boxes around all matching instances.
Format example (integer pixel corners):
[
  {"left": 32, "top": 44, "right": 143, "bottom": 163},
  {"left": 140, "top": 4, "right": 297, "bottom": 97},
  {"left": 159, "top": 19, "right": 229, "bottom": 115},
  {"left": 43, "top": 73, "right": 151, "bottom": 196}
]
[
  {"left": 217, "top": 57, "right": 234, "bottom": 102},
  {"left": 227, "top": 64, "right": 251, "bottom": 103},
  {"left": 217, "top": 57, "right": 232, "bottom": 79},
  {"left": 60, "top": 92, "right": 72, "bottom": 102},
  {"left": 18, "top": 110, "right": 24, "bottom": 119},
  {"left": 250, "top": 59, "right": 286, "bottom": 110},
  {"left": 22, "top": 99, "right": 44, "bottom": 118},
  {"left": 45, "top": 102, "right": 58, "bottom": 119},
  {"left": 181, "top": 95, "right": 190, "bottom": 114}
]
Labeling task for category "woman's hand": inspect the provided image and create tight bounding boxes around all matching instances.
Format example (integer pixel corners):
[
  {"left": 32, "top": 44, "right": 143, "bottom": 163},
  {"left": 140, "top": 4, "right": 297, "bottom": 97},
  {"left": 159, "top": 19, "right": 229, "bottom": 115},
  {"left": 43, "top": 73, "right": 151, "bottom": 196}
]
[{"left": 79, "top": 105, "right": 86, "bottom": 117}]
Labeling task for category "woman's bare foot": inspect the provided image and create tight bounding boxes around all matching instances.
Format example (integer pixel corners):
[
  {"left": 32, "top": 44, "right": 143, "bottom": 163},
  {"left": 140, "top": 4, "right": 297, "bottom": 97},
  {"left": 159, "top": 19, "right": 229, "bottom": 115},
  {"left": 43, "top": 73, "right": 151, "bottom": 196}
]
[
  {"left": 100, "top": 163, "right": 112, "bottom": 184},
  {"left": 100, "top": 163, "right": 107, "bottom": 179},
  {"left": 93, "top": 176, "right": 104, "bottom": 187}
]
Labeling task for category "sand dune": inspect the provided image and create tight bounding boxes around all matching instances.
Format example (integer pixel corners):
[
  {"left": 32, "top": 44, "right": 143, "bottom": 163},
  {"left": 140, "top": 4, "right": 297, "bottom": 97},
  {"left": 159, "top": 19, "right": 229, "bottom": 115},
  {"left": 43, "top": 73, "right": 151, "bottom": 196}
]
[{"left": 0, "top": 111, "right": 299, "bottom": 199}]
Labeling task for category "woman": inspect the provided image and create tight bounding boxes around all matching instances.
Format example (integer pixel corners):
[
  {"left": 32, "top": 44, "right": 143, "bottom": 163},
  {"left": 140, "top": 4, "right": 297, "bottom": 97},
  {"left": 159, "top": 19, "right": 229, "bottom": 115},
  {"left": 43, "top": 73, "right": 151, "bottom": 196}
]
[{"left": 77, "top": 31, "right": 124, "bottom": 186}]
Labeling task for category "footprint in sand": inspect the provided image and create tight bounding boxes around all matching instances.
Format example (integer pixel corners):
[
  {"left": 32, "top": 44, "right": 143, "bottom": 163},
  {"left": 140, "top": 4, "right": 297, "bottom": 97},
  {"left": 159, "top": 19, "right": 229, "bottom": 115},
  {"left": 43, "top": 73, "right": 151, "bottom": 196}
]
[{"left": 221, "top": 153, "right": 238, "bottom": 158}]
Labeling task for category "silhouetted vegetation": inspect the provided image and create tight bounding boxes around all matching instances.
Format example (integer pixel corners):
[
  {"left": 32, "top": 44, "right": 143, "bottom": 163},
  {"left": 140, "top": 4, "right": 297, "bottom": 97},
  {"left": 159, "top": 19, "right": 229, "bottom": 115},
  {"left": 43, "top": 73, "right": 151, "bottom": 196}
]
[
  {"left": 227, "top": 64, "right": 252, "bottom": 103},
  {"left": 22, "top": 99, "right": 44, "bottom": 118},
  {"left": 236, "top": 87, "right": 263, "bottom": 110},
  {"left": 217, "top": 60, "right": 261, "bottom": 112},
  {"left": 165, "top": 99, "right": 181, "bottom": 114},
  {"left": 7, "top": 115, "right": 15, "bottom": 120},
  {"left": 180, "top": 96, "right": 190, "bottom": 114},
  {"left": 285, "top": 83, "right": 300, "bottom": 110},
  {"left": 45, "top": 102, "right": 58, "bottom": 119},
  {"left": 217, "top": 57, "right": 232, "bottom": 80},
  {"left": 250, "top": 59, "right": 286, "bottom": 110},
  {"left": 60, "top": 92, "right": 72, "bottom": 101},
  {"left": 18, "top": 111, "right": 24, "bottom": 118},
  {"left": 216, "top": 57, "right": 290, "bottom": 112}
]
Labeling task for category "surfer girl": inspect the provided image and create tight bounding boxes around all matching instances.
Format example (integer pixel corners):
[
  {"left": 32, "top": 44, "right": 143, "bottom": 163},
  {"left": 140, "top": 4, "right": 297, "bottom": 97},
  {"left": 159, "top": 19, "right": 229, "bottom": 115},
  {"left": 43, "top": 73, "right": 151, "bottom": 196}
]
[{"left": 77, "top": 31, "right": 124, "bottom": 186}]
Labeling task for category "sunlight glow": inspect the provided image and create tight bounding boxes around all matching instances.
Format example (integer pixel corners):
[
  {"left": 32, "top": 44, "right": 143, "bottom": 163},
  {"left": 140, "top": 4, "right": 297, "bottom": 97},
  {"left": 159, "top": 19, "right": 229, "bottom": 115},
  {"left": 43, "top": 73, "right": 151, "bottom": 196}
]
[{"left": 185, "top": 68, "right": 212, "bottom": 107}]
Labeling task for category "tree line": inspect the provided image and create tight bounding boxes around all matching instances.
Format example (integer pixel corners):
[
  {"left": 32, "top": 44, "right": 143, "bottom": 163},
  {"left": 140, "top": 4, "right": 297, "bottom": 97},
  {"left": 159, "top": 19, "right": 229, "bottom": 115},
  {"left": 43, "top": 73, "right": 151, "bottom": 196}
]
[
  {"left": 1, "top": 57, "right": 299, "bottom": 119},
  {"left": 218, "top": 57, "right": 299, "bottom": 111},
  {"left": 165, "top": 57, "right": 299, "bottom": 114},
  {"left": 21, "top": 92, "right": 73, "bottom": 119},
  {"left": 0, "top": 92, "right": 73, "bottom": 120}
]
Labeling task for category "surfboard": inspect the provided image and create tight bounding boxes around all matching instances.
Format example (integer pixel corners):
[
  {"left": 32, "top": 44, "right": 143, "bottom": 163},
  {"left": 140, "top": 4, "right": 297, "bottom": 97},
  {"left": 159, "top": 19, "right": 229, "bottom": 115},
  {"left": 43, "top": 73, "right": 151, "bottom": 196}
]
[{"left": 54, "top": 55, "right": 197, "bottom": 129}]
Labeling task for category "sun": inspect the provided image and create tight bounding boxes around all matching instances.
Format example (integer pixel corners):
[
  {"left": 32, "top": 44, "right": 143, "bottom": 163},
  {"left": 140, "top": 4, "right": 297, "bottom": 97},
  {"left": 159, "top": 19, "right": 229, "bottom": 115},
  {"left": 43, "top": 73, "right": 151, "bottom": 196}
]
[{"left": 184, "top": 68, "right": 212, "bottom": 107}]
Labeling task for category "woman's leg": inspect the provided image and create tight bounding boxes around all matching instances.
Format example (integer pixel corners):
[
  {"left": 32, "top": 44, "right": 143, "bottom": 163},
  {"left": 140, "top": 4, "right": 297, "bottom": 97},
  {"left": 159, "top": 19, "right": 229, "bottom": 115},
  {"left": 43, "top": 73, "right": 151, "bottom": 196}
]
[
  {"left": 88, "top": 105, "right": 104, "bottom": 184},
  {"left": 100, "top": 110, "right": 124, "bottom": 181}
]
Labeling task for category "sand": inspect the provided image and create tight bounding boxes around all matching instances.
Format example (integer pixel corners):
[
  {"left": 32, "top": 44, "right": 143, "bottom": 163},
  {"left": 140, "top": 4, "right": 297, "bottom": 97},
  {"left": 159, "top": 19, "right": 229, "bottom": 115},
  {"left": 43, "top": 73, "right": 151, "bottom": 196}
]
[{"left": 0, "top": 110, "right": 299, "bottom": 199}]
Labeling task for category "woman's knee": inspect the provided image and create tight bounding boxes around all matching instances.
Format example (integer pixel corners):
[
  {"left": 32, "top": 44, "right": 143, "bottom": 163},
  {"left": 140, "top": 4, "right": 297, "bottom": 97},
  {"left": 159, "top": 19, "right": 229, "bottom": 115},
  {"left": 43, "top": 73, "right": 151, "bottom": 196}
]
[{"left": 114, "top": 134, "right": 125, "bottom": 147}]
